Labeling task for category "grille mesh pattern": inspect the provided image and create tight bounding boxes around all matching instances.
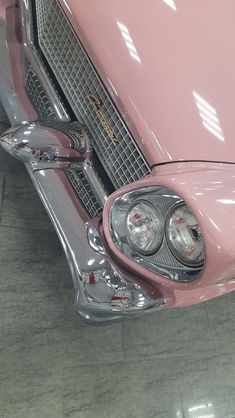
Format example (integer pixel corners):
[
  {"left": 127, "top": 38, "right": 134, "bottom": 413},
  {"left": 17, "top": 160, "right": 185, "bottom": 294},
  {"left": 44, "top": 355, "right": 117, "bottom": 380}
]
[
  {"left": 66, "top": 168, "right": 103, "bottom": 218},
  {"left": 24, "top": 57, "right": 57, "bottom": 120},
  {"left": 35, "top": 0, "right": 151, "bottom": 189}
]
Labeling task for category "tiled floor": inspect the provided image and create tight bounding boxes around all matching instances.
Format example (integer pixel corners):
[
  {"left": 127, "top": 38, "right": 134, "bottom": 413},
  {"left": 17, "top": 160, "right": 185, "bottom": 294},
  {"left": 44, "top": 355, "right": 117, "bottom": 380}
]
[{"left": 0, "top": 147, "right": 234, "bottom": 418}]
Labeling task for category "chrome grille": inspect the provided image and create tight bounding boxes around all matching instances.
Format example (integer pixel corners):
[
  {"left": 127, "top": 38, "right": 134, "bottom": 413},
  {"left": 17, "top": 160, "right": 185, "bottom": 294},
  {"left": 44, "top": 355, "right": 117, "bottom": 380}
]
[
  {"left": 34, "top": 0, "right": 151, "bottom": 189},
  {"left": 24, "top": 57, "right": 57, "bottom": 120},
  {"left": 66, "top": 168, "right": 103, "bottom": 218}
]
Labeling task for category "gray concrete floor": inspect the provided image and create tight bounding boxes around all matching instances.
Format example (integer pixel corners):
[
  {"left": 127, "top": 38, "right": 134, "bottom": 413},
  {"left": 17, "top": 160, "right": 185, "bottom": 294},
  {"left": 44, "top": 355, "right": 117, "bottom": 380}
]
[{"left": 0, "top": 147, "right": 234, "bottom": 418}]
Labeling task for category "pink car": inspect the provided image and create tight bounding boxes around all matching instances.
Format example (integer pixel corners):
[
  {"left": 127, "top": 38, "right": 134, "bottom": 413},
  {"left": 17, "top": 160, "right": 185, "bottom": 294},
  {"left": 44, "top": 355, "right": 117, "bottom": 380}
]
[{"left": 0, "top": 0, "right": 235, "bottom": 323}]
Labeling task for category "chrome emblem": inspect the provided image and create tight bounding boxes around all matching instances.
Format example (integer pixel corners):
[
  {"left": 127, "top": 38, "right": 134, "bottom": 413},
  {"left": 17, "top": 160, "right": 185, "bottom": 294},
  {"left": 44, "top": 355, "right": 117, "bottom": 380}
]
[
  {"left": 68, "top": 127, "right": 86, "bottom": 153},
  {"left": 88, "top": 94, "right": 119, "bottom": 145}
]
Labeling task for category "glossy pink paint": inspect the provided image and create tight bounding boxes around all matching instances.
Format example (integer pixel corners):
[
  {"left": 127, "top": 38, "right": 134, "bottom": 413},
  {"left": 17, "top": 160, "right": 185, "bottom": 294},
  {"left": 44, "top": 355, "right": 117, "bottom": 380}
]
[{"left": 60, "top": 0, "right": 235, "bottom": 165}]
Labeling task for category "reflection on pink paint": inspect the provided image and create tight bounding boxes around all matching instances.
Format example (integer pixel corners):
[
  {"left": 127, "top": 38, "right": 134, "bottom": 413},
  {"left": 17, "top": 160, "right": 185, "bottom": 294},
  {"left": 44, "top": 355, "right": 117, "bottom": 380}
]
[
  {"left": 193, "top": 92, "right": 224, "bottom": 142},
  {"left": 163, "top": 0, "right": 177, "bottom": 11},
  {"left": 117, "top": 21, "right": 141, "bottom": 63}
]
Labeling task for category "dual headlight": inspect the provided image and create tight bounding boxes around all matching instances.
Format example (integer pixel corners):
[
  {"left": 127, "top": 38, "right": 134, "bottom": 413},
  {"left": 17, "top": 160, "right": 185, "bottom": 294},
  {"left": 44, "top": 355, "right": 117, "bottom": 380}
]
[{"left": 110, "top": 187, "right": 205, "bottom": 282}]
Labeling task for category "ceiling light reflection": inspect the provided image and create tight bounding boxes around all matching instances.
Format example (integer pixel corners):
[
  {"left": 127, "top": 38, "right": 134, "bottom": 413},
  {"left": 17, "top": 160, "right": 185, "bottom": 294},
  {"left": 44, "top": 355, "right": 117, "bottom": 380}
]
[
  {"left": 163, "top": 0, "right": 177, "bottom": 11},
  {"left": 193, "top": 92, "right": 224, "bottom": 142},
  {"left": 117, "top": 21, "right": 141, "bottom": 63},
  {"left": 217, "top": 198, "right": 235, "bottom": 204}
]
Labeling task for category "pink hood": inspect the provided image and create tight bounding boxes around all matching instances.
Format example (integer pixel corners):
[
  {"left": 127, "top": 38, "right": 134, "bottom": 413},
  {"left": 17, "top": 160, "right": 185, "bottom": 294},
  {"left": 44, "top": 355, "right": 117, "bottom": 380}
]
[{"left": 62, "top": 0, "right": 235, "bottom": 165}]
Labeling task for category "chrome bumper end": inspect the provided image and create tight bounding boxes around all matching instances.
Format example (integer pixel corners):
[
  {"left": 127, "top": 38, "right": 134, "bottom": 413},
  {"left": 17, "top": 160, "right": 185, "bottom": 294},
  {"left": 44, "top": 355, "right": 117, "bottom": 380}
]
[
  {"left": 0, "top": 123, "right": 165, "bottom": 323},
  {"left": 28, "top": 166, "right": 165, "bottom": 323}
]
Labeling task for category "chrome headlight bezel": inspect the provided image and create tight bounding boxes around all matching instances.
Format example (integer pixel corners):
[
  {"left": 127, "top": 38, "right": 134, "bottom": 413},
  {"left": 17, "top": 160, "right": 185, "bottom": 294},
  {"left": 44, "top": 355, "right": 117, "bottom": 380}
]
[{"left": 109, "top": 186, "right": 205, "bottom": 283}]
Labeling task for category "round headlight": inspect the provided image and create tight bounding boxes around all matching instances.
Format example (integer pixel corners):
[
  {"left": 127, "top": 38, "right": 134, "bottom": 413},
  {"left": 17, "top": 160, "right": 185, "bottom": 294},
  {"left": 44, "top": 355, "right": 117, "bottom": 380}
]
[
  {"left": 166, "top": 204, "right": 204, "bottom": 267},
  {"left": 125, "top": 201, "right": 163, "bottom": 255}
]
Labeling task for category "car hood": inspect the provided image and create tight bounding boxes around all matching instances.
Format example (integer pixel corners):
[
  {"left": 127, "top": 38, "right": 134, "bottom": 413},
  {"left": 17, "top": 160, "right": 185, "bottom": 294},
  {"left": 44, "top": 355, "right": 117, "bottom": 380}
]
[{"left": 62, "top": 0, "right": 235, "bottom": 165}]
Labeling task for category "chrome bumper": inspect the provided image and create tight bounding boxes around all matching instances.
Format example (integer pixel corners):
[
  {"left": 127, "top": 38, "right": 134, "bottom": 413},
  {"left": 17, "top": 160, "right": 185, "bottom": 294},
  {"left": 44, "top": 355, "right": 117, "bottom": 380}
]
[
  {"left": 0, "top": 122, "right": 165, "bottom": 322},
  {"left": 28, "top": 166, "right": 165, "bottom": 322},
  {"left": 0, "top": 4, "right": 165, "bottom": 323}
]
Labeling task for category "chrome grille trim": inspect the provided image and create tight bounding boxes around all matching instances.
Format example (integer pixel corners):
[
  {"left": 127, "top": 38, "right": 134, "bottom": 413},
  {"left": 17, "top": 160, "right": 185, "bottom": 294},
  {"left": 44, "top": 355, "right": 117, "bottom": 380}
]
[
  {"left": 24, "top": 57, "right": 57, "bottom": 120},
  {"left": 66, "top": 168, "right": 103, "bottom": 218},
  {"left": 21, "top": 0, "right": 70, "bottom": 122},
  {"left": 34, "top": 0, "right": 151, "bottom": 189}
]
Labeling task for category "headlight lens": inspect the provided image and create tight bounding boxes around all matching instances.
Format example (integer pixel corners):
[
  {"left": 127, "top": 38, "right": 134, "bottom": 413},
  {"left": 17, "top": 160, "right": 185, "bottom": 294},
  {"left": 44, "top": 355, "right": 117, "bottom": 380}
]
[
  {"left": 126, "top": 201, "right": 163, "bottom": 255},
  {"left": 166, "top": 204, "right": 204, "bottom": 267}
]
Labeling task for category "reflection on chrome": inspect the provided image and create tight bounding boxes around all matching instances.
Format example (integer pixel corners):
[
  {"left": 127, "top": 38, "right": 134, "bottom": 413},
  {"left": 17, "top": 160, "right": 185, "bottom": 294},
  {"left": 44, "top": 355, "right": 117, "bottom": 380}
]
[
  {"left": 117, "top": 22, "right": 141, "bottom": 63},
  {"left": 163, "top": 0, "right": 177, "bottom": 11},
  {"left": 193, "top": 92, "right": 224, "bottom": 142},
  {"left": 62, "top": 0, "right": 72, "bottom": 14}
]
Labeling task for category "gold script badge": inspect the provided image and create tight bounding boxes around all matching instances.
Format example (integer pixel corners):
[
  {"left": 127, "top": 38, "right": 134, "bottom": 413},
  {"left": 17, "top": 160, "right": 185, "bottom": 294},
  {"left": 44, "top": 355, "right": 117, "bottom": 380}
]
[{"left": 88, "top": 94, "right": 119, "bottom": 145}]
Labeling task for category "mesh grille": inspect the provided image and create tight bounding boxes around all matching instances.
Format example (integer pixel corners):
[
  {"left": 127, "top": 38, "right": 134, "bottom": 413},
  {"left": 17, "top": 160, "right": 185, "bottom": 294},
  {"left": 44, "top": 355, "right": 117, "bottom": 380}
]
[
  {"left": 35, "top": 0, "right": 151, "bottom": 189},
  {"left": 66, "top": 168, "right": 103, "bottom": 218},
  {"left": 24, "top": 57, "right": 57, "bottom": 120}
]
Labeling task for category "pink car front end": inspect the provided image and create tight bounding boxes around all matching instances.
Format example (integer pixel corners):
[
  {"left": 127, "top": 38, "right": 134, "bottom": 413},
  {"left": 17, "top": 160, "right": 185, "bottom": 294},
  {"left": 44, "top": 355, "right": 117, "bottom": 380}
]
[{"left": 1, "top": 0, "right": 235, "bottom": 323}]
